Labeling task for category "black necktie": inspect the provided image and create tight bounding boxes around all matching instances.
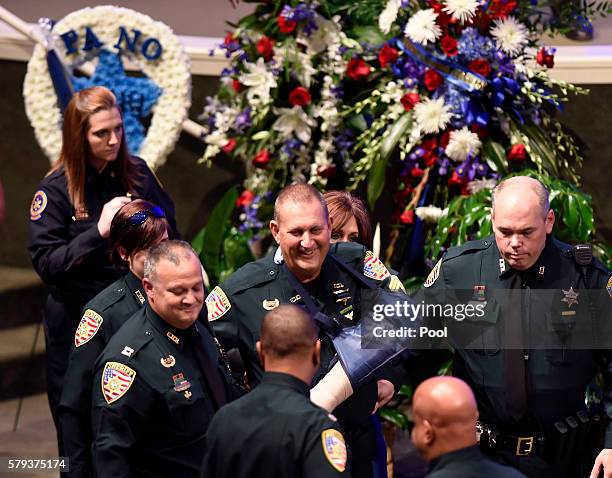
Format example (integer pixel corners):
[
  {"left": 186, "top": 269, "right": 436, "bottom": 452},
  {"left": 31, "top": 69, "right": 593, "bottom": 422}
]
[
  {"left": 503, "top": 273, "right": 527, "bottom": 420},
  {"left": 189, "top": 326, "right": 227, "bottom": 410}
]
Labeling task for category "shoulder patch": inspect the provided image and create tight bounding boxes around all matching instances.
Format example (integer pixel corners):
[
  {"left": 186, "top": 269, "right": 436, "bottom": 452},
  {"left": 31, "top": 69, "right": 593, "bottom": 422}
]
[
  {"left": 388, "top": 274, "right": 406, "bottom": 293},
  {"left": 30, "top": 190, "right": 47, "bottom": 221},
  {"left": 321, "top": 428, "right": 347, "bottom": 472},
  {"left": 206, "top": 286, "right": 231, "bottom": 321},
  {"left": 607, "top": 276, "right": 612, "bottom": 299},
  {"left": 75, "top": 309, "right": 104, "bottom": 347},
  {"left": 424, "top": 258, "right": 442, "bottom": 288},
  {"left": 101, "top": 361, "right": 136, "bottom": 404},
  {"left": 363, "top": 251, "right": 391, "bottom": 281}
]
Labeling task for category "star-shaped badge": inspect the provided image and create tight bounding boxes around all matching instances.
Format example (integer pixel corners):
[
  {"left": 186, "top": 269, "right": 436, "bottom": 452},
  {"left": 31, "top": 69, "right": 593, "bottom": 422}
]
[
  {"left": 561, "top": 286, "right": 579, "bottom": 308},
  {"left": 73, "top": 49, "right": 162, "bottom": 153}
]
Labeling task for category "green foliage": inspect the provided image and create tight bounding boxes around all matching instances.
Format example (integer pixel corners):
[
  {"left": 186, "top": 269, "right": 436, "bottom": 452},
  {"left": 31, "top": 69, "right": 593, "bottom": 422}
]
[{"left": 191, "top": 187, "right": 254, "bottom": 286}]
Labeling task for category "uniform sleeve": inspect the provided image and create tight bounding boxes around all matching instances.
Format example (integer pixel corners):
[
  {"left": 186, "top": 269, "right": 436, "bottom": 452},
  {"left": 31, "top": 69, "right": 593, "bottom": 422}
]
[
  {"left": 27, "top": 185, "right": 106, "bottom": 285},
  {"left": 137, "top": 161, "right": 180, "bottom": 239},
  {"left": 91, "top": 361, "right": 151, "bottom": 478},
  {"left": 302, "top": 421, "right": 351, "bottom": 477}
]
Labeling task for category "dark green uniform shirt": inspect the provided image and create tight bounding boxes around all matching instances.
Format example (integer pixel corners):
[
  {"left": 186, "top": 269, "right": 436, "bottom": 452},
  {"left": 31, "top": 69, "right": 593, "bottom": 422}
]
[
  {"left": 91, "top": 304, "right": 234, "bottom": 478},
  {"left": 201, "top": 371, "right": 351, "bottom": 478},
  {"left": 427, "top": 445, "right": 527, "bottom": 478},
  {"left": 59, "top": 271, "right": 147, "bottom": 478}
]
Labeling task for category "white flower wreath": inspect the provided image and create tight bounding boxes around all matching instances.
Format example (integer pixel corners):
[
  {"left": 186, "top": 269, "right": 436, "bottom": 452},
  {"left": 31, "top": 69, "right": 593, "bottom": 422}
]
[{"left": 23, "top": 5, "right": 191, "bottom": 170}]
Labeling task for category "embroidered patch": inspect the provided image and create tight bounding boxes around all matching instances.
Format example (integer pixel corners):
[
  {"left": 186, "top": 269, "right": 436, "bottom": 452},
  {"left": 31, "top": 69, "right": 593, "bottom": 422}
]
[
  {"left": 321, "top": 429, "right": 347, "bottom": 472},
  {"left": 30, "top": 190, "right": 47, "bottom": 221},
  {"left": 606, "top": 276, "right": 612, "bottom": 299},
  {"left": 101, "top": 362, "right": 136, "bottom": 404},
  {"left": 206, "top": 286, "right": 231, "bottom": 321},
  {"left": 424, "top": 259, "right": 442, "bottom": 288},
  {"left": 262, "top": 298, "right": 280, "bottom": 311},
  {"left": 75, "top": 309, "right": 104, "bottom": 347},
  {"left": 363, "top": 251, "right": 390, "bottom": 281},
  {"left": 388, "top": 275, "right": 406, "bottom": 292}
]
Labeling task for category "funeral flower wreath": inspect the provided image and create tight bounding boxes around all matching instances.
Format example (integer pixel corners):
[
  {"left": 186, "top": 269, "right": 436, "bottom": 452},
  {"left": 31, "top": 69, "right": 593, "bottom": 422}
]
[{"left": 23, "top": 5, "right": 191, "bottom": 170}]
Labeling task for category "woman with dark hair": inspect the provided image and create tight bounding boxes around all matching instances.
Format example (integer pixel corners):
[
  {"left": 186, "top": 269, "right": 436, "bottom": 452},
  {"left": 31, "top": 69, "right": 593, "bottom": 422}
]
[
  {"left": 27, "top": 86, "right": 178, "bottom": 452},
  {"left": 324, "top": 190, "right": 372, "bottom": 247},
  {"left": 59, "top": 199, "right": 169, "bottom": 478}
]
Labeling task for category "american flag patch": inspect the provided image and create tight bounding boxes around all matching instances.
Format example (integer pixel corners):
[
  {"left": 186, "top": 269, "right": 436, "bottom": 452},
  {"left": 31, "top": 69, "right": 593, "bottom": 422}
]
[
  {"left": 206, "top": 286, "right": 231, "bottom": 322},
  {"left": 321, "top": 429, "right": 347, "bottom": 472},
  {"left": 75, "top": 309, "right": 104, "bottom": 347},
  {"left": 363, "top": 251, "right": 390, "bottom": 281},
  {"left": 101, "top": 362, "right": 136, "bottom": 404}
]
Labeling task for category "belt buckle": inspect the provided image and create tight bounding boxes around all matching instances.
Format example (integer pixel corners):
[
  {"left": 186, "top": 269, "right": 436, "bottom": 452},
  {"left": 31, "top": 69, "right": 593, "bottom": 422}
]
[{"left": 516, "top": 436, "right": 534, "bottom": 456}]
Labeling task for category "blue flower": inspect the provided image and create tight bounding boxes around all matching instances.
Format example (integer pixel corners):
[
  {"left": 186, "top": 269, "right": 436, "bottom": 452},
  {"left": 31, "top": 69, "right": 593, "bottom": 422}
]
[
  {"left": 458, "top": 28, "right": 495, "bottom": 62},
  {"left": 235, "top": 107, "right": 252, "bottom": 132}
]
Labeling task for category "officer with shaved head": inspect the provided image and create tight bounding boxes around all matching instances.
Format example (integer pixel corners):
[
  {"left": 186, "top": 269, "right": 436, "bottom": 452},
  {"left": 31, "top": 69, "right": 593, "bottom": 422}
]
[
  {"left": 424, "top": 176, "right": 612, "bottom": 477},
  {"left": 412, "top": 376, "right": 525, "bottom": 477},
  {"left": 201, "top": 305, "right": 350, "bottom": 477}
]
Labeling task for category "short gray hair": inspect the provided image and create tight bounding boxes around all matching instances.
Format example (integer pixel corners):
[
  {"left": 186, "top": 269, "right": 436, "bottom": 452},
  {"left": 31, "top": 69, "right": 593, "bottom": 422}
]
[
  {"left": 143, "top": 240, "right": 199, "bottom": 282},
  {"left": 492, "top": 176, "right": 550, "bottom": 219},
  {"left": 273, "top": 183, "right": 328, "bottom": 222}
]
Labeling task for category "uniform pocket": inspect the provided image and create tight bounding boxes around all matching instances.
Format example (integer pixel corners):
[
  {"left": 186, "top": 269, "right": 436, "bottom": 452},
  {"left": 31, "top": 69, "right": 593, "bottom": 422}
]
[{"left": 162, "top": 378, "right": 210, "bottom": 435}]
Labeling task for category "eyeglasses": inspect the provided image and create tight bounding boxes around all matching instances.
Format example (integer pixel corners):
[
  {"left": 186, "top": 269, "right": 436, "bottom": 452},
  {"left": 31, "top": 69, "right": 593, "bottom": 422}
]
[{"left": 128, "top": 206, "right": 165, "bottom": 227}]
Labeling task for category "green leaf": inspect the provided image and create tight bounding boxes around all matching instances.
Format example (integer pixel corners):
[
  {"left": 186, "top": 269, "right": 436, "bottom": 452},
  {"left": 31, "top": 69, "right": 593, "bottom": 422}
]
[
  {"left": 481, "top": 140, "right": 508, "bottom": 173},
  {"left": 349, "top": 25, "right": 386, "bottom": 45},
  {"left": 380, "top": 112, "right": 413, "bottom": 161},
  {"left": 191, "top": 226, "right": 206, "bottom": 255},
  {"left": 201, "top": 187, "right": 239, "bottom": 281},
  {"left": 366, "top": 157, "right": 387, "bottom": 210},
  {"left": 251, "top": 131, "right": 271, "bottom": 141},
  {"left": 378, "top": 408, "right": 411, "bottom": 429},
  {"left": 223, "top": 233, "right": 255, "bottom": 272},
  {"left": 347, "top": 114, "right": 368, "bottom": 132}
]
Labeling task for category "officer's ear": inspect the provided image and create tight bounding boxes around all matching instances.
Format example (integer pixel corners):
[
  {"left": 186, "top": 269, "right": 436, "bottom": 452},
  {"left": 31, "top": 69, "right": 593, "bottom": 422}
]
[
  {"left": 269, "top": 220, "right": 280, "bottom": 244},
  {"left": 118, "top": 246, "right": 129, "bottom": 262},
  {"left": 143, "top": 277, "right": 155, "bottom": 300},
  {"left": 256, "top": 340, "right": 265, "bottom": 368},
  {"left": 423, "top": 419, "right": 435, "bottom": 445},
  {"left": 545, "top": 209, "right": 555, "bottom": 234},
  {"left": 312, "top": 340, "right": 321, "bottom": 368}
]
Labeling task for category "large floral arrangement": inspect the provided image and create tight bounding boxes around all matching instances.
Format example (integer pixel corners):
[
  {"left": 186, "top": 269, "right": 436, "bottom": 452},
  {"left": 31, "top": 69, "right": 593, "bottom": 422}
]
[{"left": 200, "top": 0, "right": 611, "bottom": 272}]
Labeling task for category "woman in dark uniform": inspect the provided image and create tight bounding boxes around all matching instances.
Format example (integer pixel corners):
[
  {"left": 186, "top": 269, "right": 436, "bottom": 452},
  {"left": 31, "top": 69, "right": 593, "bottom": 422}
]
[
  {"left": 60, "top": 199, "right": 169, "bottom": 477},
  {"left": 27, "top": 86, "right": 178, "bottom": 454}
]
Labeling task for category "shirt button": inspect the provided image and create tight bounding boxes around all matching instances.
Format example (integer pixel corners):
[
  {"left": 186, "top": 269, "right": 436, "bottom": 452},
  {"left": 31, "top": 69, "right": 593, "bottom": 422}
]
[{"left": 269, "top": 270, "right": 275, "bottom": 276}]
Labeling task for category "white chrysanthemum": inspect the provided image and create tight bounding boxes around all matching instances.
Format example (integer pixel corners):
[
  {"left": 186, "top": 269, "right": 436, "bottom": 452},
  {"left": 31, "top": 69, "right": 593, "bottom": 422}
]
[
  {"left": 413, "top": 97, "right": 453, "bottom": 134},
  {"left": 444, "top": 127, "right": 481, "bottom": 162},
  {"left": 443, "top": 0, "right": 479, "bottom": 24},
  {"left": 404, "top": 9, "right": 442, "bottom": 45},
  {"left": 272, "top": 106, "right": 317, "bottom": 143},
  {"left": 239, "top": 57, "right": 277, "bottom": 104},
  {"left": 490, "top": 16, "right": 529, "bottom": 56},
  {"left": 379, "top": 0, "right": 401, "bottom": 34},
  {"left": 416, "top": 205, "right": 446, "bottom": 223}
]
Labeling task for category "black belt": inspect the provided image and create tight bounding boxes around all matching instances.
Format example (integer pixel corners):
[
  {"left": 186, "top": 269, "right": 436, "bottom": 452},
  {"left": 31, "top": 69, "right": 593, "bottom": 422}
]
[{"left": 477, "top": 421, "right": 546, "bottom": 456}]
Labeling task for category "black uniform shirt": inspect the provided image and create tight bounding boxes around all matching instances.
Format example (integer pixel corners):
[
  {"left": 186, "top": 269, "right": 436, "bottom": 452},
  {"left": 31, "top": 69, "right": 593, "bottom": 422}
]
[
  {"left": 426, "top": 235, "right": 612, "bottom": 437},
  {"left": 91, "top": 304, "right": 233, "bottom": 478},
  {"left": 27, "top": 157, "right": 178, "bottom": 314},
  {"left": 201, "top": 371, "right": 351, "bottom": 478},
  {"left": 427, "top": 445, "right": 527, "bottom": 478}
]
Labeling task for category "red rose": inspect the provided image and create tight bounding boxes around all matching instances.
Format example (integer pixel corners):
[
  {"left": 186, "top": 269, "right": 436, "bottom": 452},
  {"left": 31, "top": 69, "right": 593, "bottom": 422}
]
[
  {"left": 536, "top": 47, "right": 555, "bottom": 68},
  {"left": 224, "top": 32, "right": 236, "bottom": 46},
  {"left": 508, "top": 143, "right": 527, "bottom": 162},
  {"left": 423, "top": 69, "right": 443, "bottom": 91},
  {"left": 288, "top": 86, "right": 312, "bottom": 106},
  {"left": 470, "top": 124, "right": 489, "bottom": 139},
  {"left": 235, "top": 190, "right": 255, "bottom": 208},
  {"left": 232, "top": 79, "right": 242, "bottom": 93},
  {"left": 488, "top": 0, "right": 517, "bottom": 19},
  {"left": 400, "top": 92, "right": 420, "bottom": 111},
  {"left": 256, "top": 36, "right": 274, "bottom": 60},
  {"left": 317, "top": 164, "right": 337, "bottom": 179},
  {"left": 439, "top": 130, "right": 451, "bottom": 148},
  {"left": 222, "top": 138, "right": 237, "bottom": 154},
  {"left": 411, "top": 167, "right": 425, "bottom": 178},
  {"left": 346, "top": 58, "right": 371, "bottom": 81},
  {"left": 277, "top": 14, "right": 297, "bottom": 34},
  {"left": 253, "top": 150, "right": 271, "bottom": 168},
  {"left": 468, "top": 58, "right": 492, "bottom": 77},
  {"left": 448, "top": 170, "right": 468, "bottom": 186},
  {"left": 378, "top": 44, "right": 399, "bottom": 68},
  {"left": 440, "top": 35, "right": 458, "bottom": 56},
  {"left": 399, "top": 209, "right": 415, "bottom": 225}
]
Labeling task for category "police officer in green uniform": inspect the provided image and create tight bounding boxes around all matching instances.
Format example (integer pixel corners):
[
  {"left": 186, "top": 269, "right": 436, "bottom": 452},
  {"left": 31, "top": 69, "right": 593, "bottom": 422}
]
[
  {"left": 59, "top": 199, "right": 169, "bottom": 478},
  {"left": 423, "top": 176, "right": 612, "bottom": 478},
  {"left": 208, "top": 183, "right": 405, "bottom": 478},
  {"left": 91, "top": 241, "right": 236, "bottom": 478},
  {"left": 201, "top": 304, "right": 350, "bottom": 477}
]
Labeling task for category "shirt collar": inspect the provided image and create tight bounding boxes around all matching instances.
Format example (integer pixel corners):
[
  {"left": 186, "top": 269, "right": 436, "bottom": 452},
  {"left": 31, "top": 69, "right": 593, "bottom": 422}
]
[
  {"left": 124, "top": 271, "right": 147, "bottom": 306},
  {"left": 496, "top": 235, "right": 553, "bottom": 282},
  {"left": 428, "top": 445, "right": 482, "bottom": 473},
  {"left": 261, "top": 371, "right": 310, "bottom": 396},
  {"left": 145, "top": 303, "right": 190, "bottom": 350}
]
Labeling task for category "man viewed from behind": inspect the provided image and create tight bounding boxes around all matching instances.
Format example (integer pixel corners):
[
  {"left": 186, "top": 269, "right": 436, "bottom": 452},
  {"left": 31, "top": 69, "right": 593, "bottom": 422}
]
[{"left": 201, "top": 304, "right": 350, "bottom": 477}]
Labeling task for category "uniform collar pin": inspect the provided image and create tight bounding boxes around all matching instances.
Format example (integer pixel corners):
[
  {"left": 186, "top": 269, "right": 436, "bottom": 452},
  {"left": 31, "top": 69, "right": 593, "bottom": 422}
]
[
  {"left": 499, "top": 259, "right": 506, "bottom": 274},
  {"left": 166, "top": 331, "right": 180, "bottom": 345}
]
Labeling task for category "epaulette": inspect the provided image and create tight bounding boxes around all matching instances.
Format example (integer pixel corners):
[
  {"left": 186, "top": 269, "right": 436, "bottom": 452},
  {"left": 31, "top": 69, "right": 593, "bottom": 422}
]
[
  {"left": 106, "top": 324, "right": 153, "bottom": 363},
  {"left": 442, "top": 237, "right": 493, "bottom": 262},
  {"left": 221, "top": 255, "right": 279, "bottom": 294},
  {"left": 330, "top": 242, "right": 367, "bottom": 263},
  {"left": 88, "top": 282, "right": 127, "bottom": 312}
]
